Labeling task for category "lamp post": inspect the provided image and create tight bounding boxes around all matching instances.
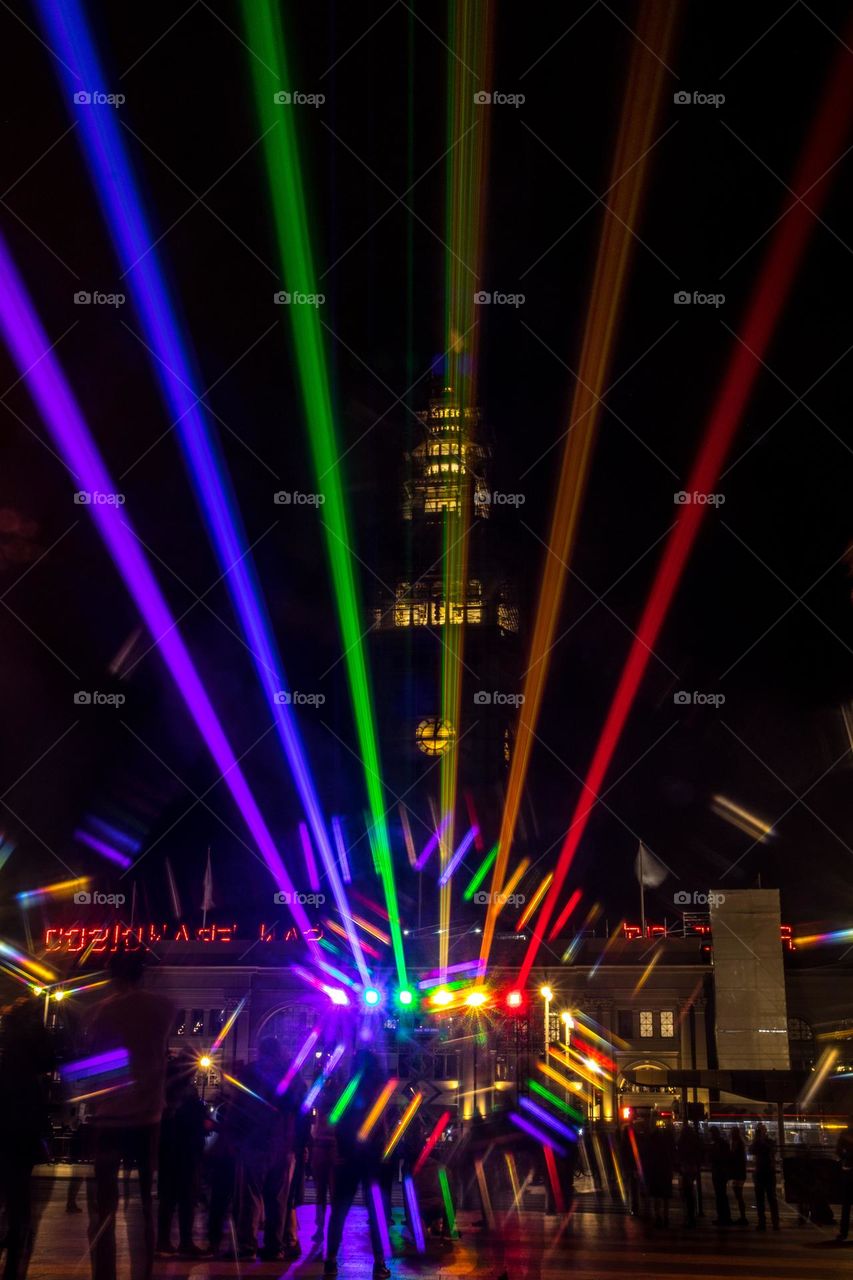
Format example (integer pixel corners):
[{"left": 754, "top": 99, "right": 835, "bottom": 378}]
[
  {"left": 465, "top": 990, "right": 488, "bottom": 1119},
  {"left": 539, "top": 985, "right": 553, "bottom": 1051},
  {"left": 561, "top": 1010, "right": 574, "bottom": 1047}
]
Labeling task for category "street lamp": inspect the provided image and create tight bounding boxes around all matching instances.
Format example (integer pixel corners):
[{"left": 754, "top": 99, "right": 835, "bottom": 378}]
[
  {"left": 198, "top": 1054, "right": 212, "bottom": 1102},
  {"left": 539, "top": 985, "right": 553, "bottom": 1049},
  {"left": 560, "top": 1010, "right": 574, "bottom": 1048}
]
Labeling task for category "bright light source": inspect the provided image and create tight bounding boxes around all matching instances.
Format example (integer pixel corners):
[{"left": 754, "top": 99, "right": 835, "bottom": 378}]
[
  {"left": 506, "top": 990, "right": 523, "bottom": 1009},
  {"left": 53, "top": 990, "right": 66, "bottom": 1001},
  {"left": 363, "top": 987, "right": 381, "bottom": 1007},
  {"left": 323, "top": 985, "right": 350, "bottom": 1007},
  {"left": 621, "top": 1105, "right": 633, "bottom": 1121},
  {"left": 465, "top": 990, "right": 487, "bottom": 1008},
  {"left": 561, "top": 1011, "right": 574, "bottom": 1027},
  {"left": 539, "top": 985, "right": 553, "bottom": 1001},
  {"left": 431, "top": 989, "right": 452, "bottom": 1007},
  {"left": 585, "top": 1057, "right": 602, "bottom": 1074},
  {"left": 398, "top": 989, "right": 413, "bottom": 1006},
  {"left": 32, "top": 986, "right": 44, "bottom": 996},
  {"left": 199, "top": 1055, "right": 212, "bottom": 1070}
]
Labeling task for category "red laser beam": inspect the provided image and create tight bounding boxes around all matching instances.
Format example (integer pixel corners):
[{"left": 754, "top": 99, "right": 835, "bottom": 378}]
[
  {"left": 413, "top": 1109, "right": 452, "bottom": 1175},
  {"left": 519, "top": 27, "right": 853, "bottom": 985}
]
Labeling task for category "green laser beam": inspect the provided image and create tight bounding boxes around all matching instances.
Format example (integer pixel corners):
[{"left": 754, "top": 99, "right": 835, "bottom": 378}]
[
  {"left": 242, "top": 0, "right": 407, "bottom": 988},
  {"left": 528, "top": 1078, "right": 585, "bottom": 1125},
  {"left": 438, "top": 1165, "right": 458, "bottom": 1237},
  {"left": 329, "top": 1071, "right": 363, "bottom": 1125},
  {"left": 463, "top": 842, "right": 498, "bottom": 901}
]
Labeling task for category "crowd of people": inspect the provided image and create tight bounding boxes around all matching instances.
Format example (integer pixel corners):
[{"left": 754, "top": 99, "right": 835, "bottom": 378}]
[{"left": 2, "top": 951, "right": 853, "bottom": 1280}]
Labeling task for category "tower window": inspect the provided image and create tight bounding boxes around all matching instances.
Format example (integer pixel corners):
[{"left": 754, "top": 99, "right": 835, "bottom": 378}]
[{"left": 639, "top": 1011, "right": 654, "bottom": 1038}]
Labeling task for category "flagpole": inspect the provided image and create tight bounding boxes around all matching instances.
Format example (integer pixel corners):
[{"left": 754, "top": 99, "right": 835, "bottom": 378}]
[{"left": 639, "top": 842, "right": 646, "bottom": 939}]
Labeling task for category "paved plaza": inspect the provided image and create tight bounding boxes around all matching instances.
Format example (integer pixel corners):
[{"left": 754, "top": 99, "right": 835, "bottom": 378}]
[{"left": 15, "top": 1171, "right": 853, "bottom": 1280}]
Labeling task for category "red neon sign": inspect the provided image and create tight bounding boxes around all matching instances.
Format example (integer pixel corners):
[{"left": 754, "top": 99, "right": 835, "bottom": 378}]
[{"left": 43, "top": 921, "right": 323, "bottom": 953}]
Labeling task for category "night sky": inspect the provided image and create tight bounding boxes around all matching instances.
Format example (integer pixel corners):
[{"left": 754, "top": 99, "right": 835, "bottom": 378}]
[{"left": 1, "top": 0, "right": 851, "bottom": 945}]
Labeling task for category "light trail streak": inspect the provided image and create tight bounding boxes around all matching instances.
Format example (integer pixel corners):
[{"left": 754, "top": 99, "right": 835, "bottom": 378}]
[
  {"left": 403, "top": 1176, "right": 426, "bottom": 1252},
  {"left": 358, "top": 1078, "right": 398, "bottom": 1141},
  {"left": 0, "top": 939, "right": 55, "bottom": 984},
  {"left": 35, "top": 0, "right": 341, "bottom": 948},
  {"left": 508, "top": 1111, "right": 567, "bottom": 1157},
  {"left": 800, "top": 1047, "right": 839, "bottom": 1108},
  {"left": 15, "top": 878, "right": 89, "bottom": 905},
  {"left": 370, "top": 1182, "right": 391, "bottom": 1257},
  {"left": 210, "top": 997, "right": 247, "bottom": 1054},
  {"left": 241, "top": 0, "right": 407, "bottom": 987},
  {"left": 382, "top": 1091, "right": 423, "bottom": 1160},
  {"left": 439, "top": 0, "right": 494, "bottom": 979},
  {"left": 438, "top": 826, "right": 478, "bottom": 886},
  {"left": 519, "top": 23, "right": 853, "bottom": 983},
  {"left": 516, "top": 872, "right": 553, "bottom": 932},
  {"left": 329, "top": 1072, "right": 363, "bottom": 1125},
  {"left": 277, "top": 1029, "right": 320, "bottom": 1096},
  {"left": 413, "top": 1110, "right": 452, "bottom": 1174},
  {"left": 438, "top": 1166, "right": 459, "bottom": 1237},
  {"left": 549, "top": 887, "right": 582, "bottom": 940},
  {"left": 481, "top": 0, "right": 679, "bottom": 972},
  {"left": 0, "top": 235, "right": 319, "bottom": 940},
  {"left": 463, "top": 843, "right": 497, "bottom": 901},
  {"left": 73, "top": 830, "right": 133, "bottom": 869}
]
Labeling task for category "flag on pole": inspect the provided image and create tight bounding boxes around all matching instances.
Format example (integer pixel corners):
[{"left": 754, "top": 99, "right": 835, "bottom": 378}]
[{"left": 634, "top": 841, "right": 668, "bottom": 887}]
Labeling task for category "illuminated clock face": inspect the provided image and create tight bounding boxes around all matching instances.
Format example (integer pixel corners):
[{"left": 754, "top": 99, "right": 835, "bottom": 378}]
[{"left": 415, "top": 717, "right": 455, "bottom": 756}]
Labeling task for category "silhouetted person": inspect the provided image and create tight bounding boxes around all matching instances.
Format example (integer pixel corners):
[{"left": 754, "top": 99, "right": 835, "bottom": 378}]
[
  {"left": 677, "top": 1122, "right": 703, "bottom": 1227},
  {"left": 728, "top": 1127, "right": 748, "bottom": 1224},
  {"left": 285, "top": 1095, "right": 311, "bottom": 1257},
  {"left": 205, "top": 1098, "right": 236, "bottom": 1255},
  {"left": 156, "top": 1063, "right": 206, "bottom": 1256},
  {"left": 86, "top": 950, "right": 174, "bottom": 1280},
  {"left": 709, "top": 1129, "right": 733, "bottom": 1225},
  {"left": 66, "top": 1119, "right": 85, "bottom": 1214},
  {"left": 0, "top": 999, "right": 54, "bottom": 1280},
  {"left": 311, "top": 1095, "right": 337, "bottom": 1244},
  {"left": 646, "top": 1122, "right": 674, "bottom": 1227},
  {"left": 324, "top": 1050, "right": 390, "bottom": 1279},
  {"left": 227, "top": 1037, "right": 299, "bottom": 1261},
  {"left": 750, "top": 1123, "right": 779, "bottom": 1231},
  {"left": 836, "top": 1116, "right": 853, "bottom": 1241}
]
